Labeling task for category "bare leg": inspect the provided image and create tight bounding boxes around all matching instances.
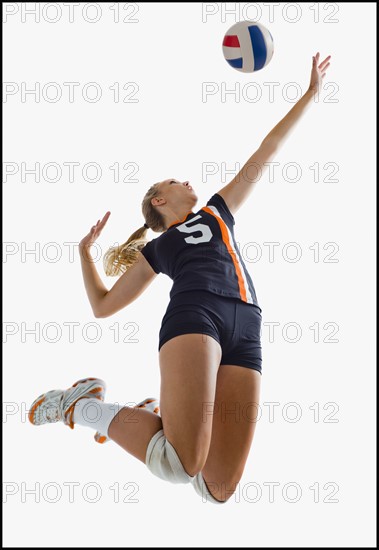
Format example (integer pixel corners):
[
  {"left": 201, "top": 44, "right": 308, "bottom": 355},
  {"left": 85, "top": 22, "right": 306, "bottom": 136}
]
[
  {"left": 108, "top": 407, "right": 163, "bottom": 463},
  {"left": 201, "top": 365, "right": 261, "bottom": 502},
  {"left": 108, "top": 333, "right": 222, "bottom": 474},
  {"left": 158, "top": 333, "right": 222, "bottom": 476}
]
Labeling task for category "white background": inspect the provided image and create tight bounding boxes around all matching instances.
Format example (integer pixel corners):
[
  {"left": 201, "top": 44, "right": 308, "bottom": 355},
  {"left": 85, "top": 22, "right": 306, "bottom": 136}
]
[{"left": 3, "top": 2, "right": 376, "bottom": 547}]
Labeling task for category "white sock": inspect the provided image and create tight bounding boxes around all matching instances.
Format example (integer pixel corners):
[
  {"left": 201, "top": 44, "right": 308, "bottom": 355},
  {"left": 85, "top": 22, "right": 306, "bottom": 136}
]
[{"left": 72, "top": 398, "right": 123, "bottom": 438}]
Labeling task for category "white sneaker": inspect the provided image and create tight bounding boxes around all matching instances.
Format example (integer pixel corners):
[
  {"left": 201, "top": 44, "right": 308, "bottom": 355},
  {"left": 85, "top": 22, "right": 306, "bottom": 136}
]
[
  {"left": 94, "top": 397, "right": 160, "bottom": 444},
  {"left": 29, "top": 377, "right": 106, "bottom": 430}
]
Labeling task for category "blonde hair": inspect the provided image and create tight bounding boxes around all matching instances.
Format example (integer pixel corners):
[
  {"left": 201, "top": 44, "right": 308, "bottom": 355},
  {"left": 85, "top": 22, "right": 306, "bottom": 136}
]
[{"left": 103, "top": 182, "right": 166, "bottom": 276}]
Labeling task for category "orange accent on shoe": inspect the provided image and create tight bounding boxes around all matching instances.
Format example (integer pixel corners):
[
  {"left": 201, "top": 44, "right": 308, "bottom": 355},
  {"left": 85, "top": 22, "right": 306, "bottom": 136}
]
[
  {"left": 28, "top": 396, "right": 45, "bottom": 424},
  {"left": 89, "top": 387, "right": 103, "bottom": 394},
  {"left": 72, "top": 377, "right": 97, "bottom": 388},
  {"left": 154, "top": 407, "right": 160, "bottom": 414},
  {"left": 94, "top": 431, "right": 108, "bottom": 443},
  {"left": 64, "top": 395, "right": 102, "bottom": 430}
]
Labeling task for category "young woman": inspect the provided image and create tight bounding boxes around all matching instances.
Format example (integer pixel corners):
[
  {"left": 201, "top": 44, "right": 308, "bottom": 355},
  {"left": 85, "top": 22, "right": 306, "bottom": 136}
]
[{"left": 29, "top": 53, "right": 331, "bottom": 504}]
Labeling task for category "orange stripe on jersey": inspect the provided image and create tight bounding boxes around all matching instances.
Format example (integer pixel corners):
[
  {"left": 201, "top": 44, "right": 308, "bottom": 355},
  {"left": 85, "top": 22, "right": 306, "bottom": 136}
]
[{"left": 201, "top": 206, "right": 248, "bottom": 303}]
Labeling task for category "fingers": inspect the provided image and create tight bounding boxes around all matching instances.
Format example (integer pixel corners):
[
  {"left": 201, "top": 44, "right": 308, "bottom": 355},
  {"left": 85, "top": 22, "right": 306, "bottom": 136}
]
[
  {"left": 98, "top": 211, "right": 111, "bottom": 228},
  {"left": 312, "top": 53, "right": 331, "bottom": 83},
  {"left": 89, "top": 211, "right": 111, "bottom": 235},
  {"left": 313, "top": 52, "right": 331, "bottom": 66},
  {"left": 319, "top": 55, "right": 331, "bottom": 69}
]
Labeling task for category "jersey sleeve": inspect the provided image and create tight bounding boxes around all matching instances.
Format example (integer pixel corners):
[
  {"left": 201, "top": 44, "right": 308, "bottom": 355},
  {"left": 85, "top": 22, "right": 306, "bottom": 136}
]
[
  {"left": 140, "top": 239, "right": 161, "bottom": 274},
  {"left": 206, "top": 193, "right": 235, "bottom": 227}
]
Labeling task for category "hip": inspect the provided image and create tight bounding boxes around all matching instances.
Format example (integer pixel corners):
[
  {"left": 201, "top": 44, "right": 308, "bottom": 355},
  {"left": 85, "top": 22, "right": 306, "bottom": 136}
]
[{"left": 160, "top": 289, "right": 262, "bottom": 339}]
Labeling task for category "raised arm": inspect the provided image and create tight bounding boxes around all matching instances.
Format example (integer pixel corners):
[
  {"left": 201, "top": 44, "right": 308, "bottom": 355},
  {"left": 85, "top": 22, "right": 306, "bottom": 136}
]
[
  {"left": 79, "top": 212, "right": 158, "bottom": 318},
  {"left": 216, "top": 52, "right": 332, "bottom": 216}
]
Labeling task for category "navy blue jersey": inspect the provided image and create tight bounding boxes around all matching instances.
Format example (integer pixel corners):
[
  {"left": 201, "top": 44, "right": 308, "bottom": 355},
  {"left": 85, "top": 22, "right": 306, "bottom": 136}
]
[{"left": 140, "top": 193, "right": 260, "bottom": 308}]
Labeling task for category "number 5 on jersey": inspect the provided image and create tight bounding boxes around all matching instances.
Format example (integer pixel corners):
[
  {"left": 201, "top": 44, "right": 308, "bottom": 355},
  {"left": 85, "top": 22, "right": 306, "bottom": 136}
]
[{"left": 176, "top": 215, "right": 213, "bottom": 244}]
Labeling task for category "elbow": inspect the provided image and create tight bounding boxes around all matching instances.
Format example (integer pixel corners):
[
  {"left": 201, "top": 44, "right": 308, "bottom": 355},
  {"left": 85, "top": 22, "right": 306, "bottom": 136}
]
[{"left": 93, "top": 294, "right": 110, "bottom": 318}]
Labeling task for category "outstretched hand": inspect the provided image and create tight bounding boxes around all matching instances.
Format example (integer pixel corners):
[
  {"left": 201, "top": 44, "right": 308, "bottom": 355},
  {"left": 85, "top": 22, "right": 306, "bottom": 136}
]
[
  {"left": 309, "top": 52, "right": 331, "bottom": 94},
  {"left": 79, "top": 211, "right": 111, "bottom": 250}
]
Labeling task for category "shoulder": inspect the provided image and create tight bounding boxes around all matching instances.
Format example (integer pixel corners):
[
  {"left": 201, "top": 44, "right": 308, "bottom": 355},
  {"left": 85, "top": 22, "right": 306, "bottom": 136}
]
[{"left": 204, "top": 193, "right": 235, "bottom": 226}]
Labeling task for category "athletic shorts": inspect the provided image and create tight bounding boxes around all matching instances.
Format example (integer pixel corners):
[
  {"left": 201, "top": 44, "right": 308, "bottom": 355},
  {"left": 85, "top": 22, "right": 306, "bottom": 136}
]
[{"left": 158, "top": 289, "right": 263, "bottom": 374}]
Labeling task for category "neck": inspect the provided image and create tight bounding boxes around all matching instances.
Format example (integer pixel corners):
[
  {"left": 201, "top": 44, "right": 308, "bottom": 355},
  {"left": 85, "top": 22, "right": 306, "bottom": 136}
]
[{"left": 164, "top": 207, "right": 194, "bottom": 230}]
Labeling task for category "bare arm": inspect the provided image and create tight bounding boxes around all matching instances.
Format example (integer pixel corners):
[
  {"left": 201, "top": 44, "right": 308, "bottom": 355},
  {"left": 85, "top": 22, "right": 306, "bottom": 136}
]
[
  {"left": 216, "top": 52, "right": 332, "bottom": 215},
  {"left": 79, "top": 212, "right": 158, "bottom": 318},
  {"left": 79, "top": 245, "right": 109, "bottom": 317}
]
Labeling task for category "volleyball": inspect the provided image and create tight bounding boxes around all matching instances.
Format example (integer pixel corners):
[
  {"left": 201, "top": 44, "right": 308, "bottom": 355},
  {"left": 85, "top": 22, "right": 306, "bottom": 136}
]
[{"left": 222, "top": 20, "right": 274, "bottom": 73}]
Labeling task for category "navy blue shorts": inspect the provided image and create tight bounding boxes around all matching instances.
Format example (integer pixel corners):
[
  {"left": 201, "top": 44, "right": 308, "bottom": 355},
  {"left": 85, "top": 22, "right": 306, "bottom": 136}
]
[{"left": 158, "top": 289, "right": 263, "bottom": 374}]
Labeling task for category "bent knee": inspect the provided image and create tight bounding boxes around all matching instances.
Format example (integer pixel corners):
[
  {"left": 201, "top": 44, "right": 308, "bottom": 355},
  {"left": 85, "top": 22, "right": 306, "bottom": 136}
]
[
  {"left": 181, "top": 450, "right": 208, "bottom": 478},
  {"left": 204, "top": 475, "right": 242, "bottom": 502},
  {"left": 169, "top": 439, "right": 209, "bottom": 478}
]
